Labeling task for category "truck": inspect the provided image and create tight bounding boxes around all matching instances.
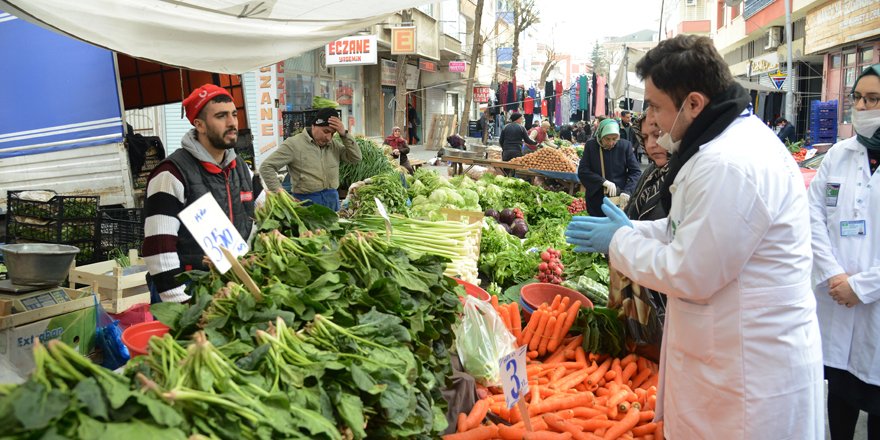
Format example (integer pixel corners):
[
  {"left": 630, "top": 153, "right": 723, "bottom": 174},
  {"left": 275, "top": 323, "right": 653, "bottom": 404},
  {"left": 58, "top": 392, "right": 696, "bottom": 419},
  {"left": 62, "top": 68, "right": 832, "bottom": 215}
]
[{"left": 0, "top": 10, "right": 136, "bottom": 214}]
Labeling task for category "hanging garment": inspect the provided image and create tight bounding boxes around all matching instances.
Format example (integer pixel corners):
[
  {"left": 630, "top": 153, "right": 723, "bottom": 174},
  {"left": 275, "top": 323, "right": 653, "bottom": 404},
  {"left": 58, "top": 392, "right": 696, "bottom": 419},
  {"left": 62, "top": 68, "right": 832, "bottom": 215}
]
[
  {"left": 524, "top": 96, "right": 535, "bottom": 114},
  {"left": 591, "top": 74, "right": 598, "bottom": 116},
  {"left": 534, "top": 92, "right": 542, "bottom": 115},
  {"left": 528, "top": 87, "right": 536, "bottom": 99},
  {"left": 506, "top": 82, "right": 516, "bottom": 112},
  {"left": 595, "top": 75, "right": 607, "bottom": 116},
  {"left": 541, "top": 99, "right": 548, "bottom": 117},
  {"left": 555, "top": 81, "right": 564, "bottom": 126}
]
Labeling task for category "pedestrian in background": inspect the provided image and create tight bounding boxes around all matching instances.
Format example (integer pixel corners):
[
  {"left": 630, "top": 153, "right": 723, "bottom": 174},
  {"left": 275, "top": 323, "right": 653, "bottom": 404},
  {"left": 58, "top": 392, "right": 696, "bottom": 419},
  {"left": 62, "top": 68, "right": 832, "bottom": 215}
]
[
  {"left": 499, "top": 112, "right": 537, "bottom": 161},
  {"left": 577, "top": 118, "right": 641, "bottom": 216}
]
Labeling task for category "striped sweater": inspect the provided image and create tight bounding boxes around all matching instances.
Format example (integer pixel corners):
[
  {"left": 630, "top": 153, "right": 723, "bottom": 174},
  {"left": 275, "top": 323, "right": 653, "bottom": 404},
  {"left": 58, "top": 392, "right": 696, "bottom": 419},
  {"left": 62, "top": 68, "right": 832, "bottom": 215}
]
[{"left": 143, "top": 144, "right": 261, "bottom": 302}]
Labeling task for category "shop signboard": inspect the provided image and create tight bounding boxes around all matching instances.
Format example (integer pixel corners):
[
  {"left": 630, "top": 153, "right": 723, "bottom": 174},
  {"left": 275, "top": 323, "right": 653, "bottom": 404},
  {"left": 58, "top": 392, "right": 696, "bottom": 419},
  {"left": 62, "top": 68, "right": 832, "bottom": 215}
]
[
  {"left": 805, "top": 0, "right": 880, "bottom": 54},
  {"left": 391, "top": 26, "right": 417, "bottom": 55},
  {"left": 419, "top": 58, "right": 438, "bottom": 72},
  {"left": 380, "top": 59, "right": 420, "bottom": 90},
  {"left": 473, "top": 86, "right": 491, "bottom": 103},
  {"left": 253, "top": 63, "right": 284, "bottom": 166},
  {"left": 769, "top": 72, "right": 787, "bottom": 90},
  {"left": 325, "top": 35, "right": 377, "bottom": 66},
  {"left": 448, "top": 61, "right": 467, "bottom": 72}
]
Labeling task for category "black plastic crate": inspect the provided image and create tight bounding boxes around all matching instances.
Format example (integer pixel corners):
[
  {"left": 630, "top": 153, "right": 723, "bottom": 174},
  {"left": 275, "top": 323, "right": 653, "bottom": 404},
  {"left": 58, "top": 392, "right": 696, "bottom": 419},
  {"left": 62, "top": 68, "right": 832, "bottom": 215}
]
[
  {"left": 99, "top": 208, "right": 144, "bottom": 259},
  {"left": 69, "top": 239, "right": 100, "bottom": 265},
  {"left": 6, "top": 217, "right": 99, "bottom": 243},
  {"left": 7, "top": 190, "right": 99, "bottom": 221}
]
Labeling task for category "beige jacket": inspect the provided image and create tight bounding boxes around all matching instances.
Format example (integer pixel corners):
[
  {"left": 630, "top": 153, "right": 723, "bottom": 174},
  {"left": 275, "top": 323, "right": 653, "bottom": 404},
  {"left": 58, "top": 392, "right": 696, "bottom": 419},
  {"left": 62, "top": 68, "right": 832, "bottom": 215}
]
[{"left": 259, "top": 129, "right": 360, "bottom": 194}]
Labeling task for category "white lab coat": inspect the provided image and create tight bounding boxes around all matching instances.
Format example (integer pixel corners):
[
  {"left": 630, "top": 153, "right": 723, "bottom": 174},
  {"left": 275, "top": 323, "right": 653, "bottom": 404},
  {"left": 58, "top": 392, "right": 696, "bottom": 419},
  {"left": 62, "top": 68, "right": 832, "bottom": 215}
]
[
  {"left": 808, "top": 136, "right": 880, "bottom": 386},
  {"left": 609, "top": 114, "right": 824, "bottom": 439}
]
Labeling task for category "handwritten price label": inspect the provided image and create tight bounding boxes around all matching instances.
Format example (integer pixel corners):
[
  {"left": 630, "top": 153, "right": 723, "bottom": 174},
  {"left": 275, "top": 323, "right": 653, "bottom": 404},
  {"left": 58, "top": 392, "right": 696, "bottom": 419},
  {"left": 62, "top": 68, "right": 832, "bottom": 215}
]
[
  {"left": 499, "top": 345, "right": 530, "bottom": 409},
  {"left": 179, "top": 193, "right": 249, "bottom": 274}
]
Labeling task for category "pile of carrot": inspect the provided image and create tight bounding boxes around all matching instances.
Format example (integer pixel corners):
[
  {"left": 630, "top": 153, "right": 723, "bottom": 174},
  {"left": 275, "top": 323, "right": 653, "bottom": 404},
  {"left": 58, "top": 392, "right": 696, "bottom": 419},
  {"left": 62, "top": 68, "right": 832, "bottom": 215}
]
[{"left": 448, "top": 295, "right": 663, "bottom": 440}]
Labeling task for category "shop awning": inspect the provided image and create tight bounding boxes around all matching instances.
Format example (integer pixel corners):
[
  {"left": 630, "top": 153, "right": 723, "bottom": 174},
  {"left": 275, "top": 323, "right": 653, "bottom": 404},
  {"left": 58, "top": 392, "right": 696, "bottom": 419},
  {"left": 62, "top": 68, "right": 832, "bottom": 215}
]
[
  {"left": 0, "top": 0, "right": 433, "bottom": 74},
  {"left": 735, "top": 78, "right": 781, "bottom": 93}
]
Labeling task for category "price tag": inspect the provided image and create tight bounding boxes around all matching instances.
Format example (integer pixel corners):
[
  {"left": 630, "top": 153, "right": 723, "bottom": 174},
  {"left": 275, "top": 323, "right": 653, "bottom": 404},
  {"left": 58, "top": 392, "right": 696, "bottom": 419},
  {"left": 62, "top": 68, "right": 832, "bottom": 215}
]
[
  {"left": 499, "top": 345, "right": 530, "bottom": 409},
  {"left": 374, "top": 197, "right": 393, "bottom": 238},
  {"left": 178, "top": 193, "right": 249, "bottom": 274}
]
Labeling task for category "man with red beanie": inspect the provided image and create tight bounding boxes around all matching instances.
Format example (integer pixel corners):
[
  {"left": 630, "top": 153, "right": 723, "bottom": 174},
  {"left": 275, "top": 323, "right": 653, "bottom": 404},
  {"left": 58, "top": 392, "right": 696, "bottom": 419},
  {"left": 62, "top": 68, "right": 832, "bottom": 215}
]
[{"left": 142, "top": 84, "right": 262, "bottom": 303}]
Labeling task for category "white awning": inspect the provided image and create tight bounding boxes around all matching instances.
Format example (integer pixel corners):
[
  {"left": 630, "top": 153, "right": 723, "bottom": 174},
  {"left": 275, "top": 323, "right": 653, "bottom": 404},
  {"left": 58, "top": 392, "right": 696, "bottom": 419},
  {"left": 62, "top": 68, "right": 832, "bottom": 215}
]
[
  {"left": 0, "top": 0, "right": 432, "bottom": 73},
  {"left": 735, "top": 78, "right": 781, "bottom": 93}
]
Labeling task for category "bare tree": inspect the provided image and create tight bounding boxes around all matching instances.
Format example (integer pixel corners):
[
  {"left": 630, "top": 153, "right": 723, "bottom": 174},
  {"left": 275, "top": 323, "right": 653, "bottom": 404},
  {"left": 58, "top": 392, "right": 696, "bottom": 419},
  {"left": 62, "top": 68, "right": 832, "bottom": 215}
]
[
  {"left": 459, "top": 0, "right": 486, "bottom": 137},
  {"left": 538, "top": 46, "right": 560, "bottom": 87},
  {"left": 510, "top": 0, "right": 539, "bottom": 81},
  {"left": 395, "top": 9, "right": 412, "bottom": 132}
]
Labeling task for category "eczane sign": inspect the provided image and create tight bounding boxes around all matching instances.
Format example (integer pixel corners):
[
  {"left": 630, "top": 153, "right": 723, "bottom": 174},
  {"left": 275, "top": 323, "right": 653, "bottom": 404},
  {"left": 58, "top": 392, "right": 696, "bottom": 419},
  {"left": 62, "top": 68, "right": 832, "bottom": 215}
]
[{"left": 326, "top": 35, "right": 377, "bottom": 66}]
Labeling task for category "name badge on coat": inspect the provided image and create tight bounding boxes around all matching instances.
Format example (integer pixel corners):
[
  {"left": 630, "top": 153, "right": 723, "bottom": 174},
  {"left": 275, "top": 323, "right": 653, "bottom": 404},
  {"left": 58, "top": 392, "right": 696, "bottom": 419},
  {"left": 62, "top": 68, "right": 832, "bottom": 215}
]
[
  {"left": 825, "top": 183, "right": 840, "bottom": 207},
  {"left": 840, "top": 220, "right": 867, "bottom": 237}
]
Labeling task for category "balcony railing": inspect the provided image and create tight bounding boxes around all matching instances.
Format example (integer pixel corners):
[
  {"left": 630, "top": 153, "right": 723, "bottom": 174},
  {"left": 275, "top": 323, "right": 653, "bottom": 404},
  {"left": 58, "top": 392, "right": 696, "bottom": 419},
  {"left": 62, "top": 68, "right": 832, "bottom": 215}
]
[{"left": 743, "top": 0, "right": 774, "bottom": 19}]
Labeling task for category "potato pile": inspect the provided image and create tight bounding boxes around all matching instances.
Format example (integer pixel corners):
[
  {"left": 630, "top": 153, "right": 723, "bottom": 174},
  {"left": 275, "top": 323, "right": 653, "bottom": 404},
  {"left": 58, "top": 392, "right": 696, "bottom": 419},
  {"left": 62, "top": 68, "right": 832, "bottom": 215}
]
[{"left": 509, "top": 147, "right": 578, "bottom": 172}]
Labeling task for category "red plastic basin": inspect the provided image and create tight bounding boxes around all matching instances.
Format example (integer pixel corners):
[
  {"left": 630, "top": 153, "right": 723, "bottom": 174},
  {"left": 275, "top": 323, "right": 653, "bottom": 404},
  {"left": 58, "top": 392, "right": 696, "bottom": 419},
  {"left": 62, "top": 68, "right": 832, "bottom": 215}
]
[
  {"left": 122, "top": 321, "right": 170, "bottom": 357},
  {"left": 452, "top": 277, "right": 491, "bottom": 302},
  {"left": 520, "top": 283, "right": 594, "bottom": 321}
]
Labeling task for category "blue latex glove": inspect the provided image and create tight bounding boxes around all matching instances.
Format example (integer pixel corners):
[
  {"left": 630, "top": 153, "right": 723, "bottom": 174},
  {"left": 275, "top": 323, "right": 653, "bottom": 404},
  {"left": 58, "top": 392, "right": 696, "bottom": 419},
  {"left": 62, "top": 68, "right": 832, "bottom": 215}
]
[{"left": 565, "top": 197, "right": 634, "bottom": 253}]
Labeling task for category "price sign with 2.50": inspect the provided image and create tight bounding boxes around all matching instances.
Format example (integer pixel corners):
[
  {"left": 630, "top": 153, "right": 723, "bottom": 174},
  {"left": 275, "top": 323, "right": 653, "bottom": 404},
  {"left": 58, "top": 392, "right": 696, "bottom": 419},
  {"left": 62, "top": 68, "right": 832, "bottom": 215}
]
[
  {"left": 179, "top": 193, "right": 249, "bottom": 274},
  {"left": 499, "top": 345, "right": 530, "bottom": 409}
]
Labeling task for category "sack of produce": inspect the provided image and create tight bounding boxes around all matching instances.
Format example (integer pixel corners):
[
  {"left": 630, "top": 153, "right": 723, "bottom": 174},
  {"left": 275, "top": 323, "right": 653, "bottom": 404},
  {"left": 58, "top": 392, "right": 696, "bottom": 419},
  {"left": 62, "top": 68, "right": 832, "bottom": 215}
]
[
  {"left": 453, "top": 295, "right": 517, "bottom": 386},
  {"left": 607, "top": 267, "right": 665, "bottom": 362}
]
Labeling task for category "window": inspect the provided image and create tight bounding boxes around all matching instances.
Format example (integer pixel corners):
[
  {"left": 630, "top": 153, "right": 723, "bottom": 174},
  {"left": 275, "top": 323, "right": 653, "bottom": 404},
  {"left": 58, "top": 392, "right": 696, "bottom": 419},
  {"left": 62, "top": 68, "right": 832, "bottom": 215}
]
[
  {"left": 731, "top": 4, "right": 740, "bottom": 19},
  {"left": 686, "top": 0, "right": 696, "bottom": 6},
  {"left": 861, "top": 48, "right": 874, "bottom": 64},
  {"left": 417, "top": 4, "right": 435, "bottom": 19},
  {"left": 831, "top": 54, "right": 841, "bottom": 69},
  {"left": 845, "top": 52, "right": 856, "bottom": 66}
]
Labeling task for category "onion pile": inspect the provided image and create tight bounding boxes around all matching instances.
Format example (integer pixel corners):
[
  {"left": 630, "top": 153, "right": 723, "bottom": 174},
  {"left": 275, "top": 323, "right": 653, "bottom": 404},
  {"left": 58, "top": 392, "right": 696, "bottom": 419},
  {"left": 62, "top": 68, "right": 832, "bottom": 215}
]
[{"left": 509, "top": 148, "right": 578, "bottom": 172}]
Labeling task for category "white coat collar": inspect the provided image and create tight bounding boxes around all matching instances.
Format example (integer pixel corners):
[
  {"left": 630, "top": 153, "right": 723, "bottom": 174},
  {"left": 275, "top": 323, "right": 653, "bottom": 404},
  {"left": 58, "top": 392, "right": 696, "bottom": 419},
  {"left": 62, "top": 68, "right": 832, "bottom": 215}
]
[{"left": 840, "top": 136, "right": 866, "bottom": 152}]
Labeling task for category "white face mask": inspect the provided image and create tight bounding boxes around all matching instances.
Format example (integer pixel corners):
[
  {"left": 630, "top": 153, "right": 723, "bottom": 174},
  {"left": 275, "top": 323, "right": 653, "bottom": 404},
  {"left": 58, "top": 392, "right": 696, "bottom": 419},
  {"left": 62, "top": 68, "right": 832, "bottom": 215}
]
[
  {"left": 853, "top": 109, "right": 880, "bottom": 138},
  {"left": 657, "top": 105, "right": 685, "bottom": 154}
]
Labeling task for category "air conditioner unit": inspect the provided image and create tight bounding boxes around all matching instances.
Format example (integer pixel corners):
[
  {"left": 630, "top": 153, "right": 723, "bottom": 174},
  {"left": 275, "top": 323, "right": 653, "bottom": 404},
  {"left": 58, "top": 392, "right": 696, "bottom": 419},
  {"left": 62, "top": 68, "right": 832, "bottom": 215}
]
[
  {"left": 765, "top": 26, "right": 783, "bottom": 50},
  {"left": 685, "top": 0, "right": 697, "bottom": 6}
]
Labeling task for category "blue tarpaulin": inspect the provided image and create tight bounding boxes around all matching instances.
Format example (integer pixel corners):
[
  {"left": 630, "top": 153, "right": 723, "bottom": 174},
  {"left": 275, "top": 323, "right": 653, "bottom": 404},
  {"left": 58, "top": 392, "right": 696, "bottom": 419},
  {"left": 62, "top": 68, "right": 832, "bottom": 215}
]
[{"left": 0, "top": 10, "right": 123, "bottom": 159}]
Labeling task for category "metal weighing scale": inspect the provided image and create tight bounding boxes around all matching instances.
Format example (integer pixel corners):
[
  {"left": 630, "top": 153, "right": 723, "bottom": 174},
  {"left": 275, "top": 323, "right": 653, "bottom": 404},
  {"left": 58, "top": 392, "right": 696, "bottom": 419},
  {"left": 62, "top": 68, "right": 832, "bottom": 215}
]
[{"left": 0, "top": 279, "right": 74, "bottom": 314}]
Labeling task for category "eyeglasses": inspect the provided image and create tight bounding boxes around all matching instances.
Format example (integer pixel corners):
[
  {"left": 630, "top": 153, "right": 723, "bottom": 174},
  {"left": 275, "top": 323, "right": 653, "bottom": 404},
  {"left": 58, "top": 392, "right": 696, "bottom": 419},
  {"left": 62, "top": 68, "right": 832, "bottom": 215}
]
[{"left": 850, "top": 92, "right": 880, "bottom": 108}]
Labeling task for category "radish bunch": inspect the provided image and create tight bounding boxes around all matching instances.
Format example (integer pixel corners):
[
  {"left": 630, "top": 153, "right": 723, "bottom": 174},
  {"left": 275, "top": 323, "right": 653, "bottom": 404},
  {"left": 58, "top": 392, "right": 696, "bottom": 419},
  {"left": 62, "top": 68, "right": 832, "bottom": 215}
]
[
  {"left": 536, "top": 248, "right": 564, "bottom": 284},
  {"left": 568, "top": 199, "right": 586, "bottom": 214}
]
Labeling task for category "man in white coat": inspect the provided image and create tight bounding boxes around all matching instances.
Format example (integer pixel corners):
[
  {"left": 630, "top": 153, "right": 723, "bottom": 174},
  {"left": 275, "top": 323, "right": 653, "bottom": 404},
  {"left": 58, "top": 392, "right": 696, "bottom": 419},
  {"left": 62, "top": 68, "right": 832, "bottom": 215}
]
[{"left": 566, "top": 35, "right": 824, "bottom": 439}]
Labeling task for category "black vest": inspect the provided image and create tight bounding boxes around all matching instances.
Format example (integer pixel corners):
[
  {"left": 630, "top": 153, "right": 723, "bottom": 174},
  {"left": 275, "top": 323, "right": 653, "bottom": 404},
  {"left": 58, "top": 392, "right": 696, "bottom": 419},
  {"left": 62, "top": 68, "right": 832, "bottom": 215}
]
[{"left": 165, "top": 149, "right": 255, "bottom": 270}]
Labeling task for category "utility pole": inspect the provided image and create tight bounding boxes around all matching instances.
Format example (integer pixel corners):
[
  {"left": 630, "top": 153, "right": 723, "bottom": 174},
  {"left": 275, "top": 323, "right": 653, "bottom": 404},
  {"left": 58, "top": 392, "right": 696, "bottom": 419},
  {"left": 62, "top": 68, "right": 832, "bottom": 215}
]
[
  {"left": 460, "top": 0, "right": 486, "bottom": 137},
  {"left": 658, "top": 0, "right": 665, "bottom": 41},
  {"left": 783, "top": 0, "right": 794, "bottom": 121},
  {"left": 395, "top": 10, "right": 412, "bottom": 132},
  {"left": 623, "top": 44, "right": 629, "bottom": 112}
]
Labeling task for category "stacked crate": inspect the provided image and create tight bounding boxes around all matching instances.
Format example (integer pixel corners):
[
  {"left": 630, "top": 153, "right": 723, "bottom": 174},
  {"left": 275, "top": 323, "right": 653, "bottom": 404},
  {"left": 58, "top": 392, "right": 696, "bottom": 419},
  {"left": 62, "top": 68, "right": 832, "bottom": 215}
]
[
  {"left": 810, "top": 100, "right": 838, "bottom": 144},
  {"left": 98, "top": 207, "right": 144, "bottom": 261},
  {"left": 5, "top": 191, "right": 100, "bottom": 264}
]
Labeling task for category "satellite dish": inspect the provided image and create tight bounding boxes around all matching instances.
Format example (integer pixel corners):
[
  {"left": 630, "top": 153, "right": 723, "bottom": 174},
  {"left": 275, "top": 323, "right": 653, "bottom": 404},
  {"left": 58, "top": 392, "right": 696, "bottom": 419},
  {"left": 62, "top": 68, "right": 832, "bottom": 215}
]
[{"left": 724, "top": 0, "right": 743, "bottom": 5}]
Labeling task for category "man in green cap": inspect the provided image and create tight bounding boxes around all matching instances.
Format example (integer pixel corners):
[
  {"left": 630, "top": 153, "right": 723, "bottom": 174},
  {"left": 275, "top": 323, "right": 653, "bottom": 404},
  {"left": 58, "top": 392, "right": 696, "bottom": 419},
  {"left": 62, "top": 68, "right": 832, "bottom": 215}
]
[{"left": 577, "top": 118, "right": 641, "bottom": 216}]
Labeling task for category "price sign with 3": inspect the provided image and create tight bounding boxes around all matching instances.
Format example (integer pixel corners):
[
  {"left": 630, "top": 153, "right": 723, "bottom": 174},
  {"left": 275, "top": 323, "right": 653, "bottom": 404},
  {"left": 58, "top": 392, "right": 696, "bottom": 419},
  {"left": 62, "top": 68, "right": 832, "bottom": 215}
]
[
  {"left": 179, "top": 193, "right": 249, "bottom": 273},
  {"left": 499, "top": 345, "right": 530, "bottom": 409}
]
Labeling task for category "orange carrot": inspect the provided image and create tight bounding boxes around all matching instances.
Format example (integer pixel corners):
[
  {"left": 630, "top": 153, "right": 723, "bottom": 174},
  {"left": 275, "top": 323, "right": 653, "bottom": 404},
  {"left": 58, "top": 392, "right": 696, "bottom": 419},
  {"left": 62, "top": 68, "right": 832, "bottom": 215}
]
[
  {"left": 549, "top": 366, "right": 568, "bottom": 382},
  {"left": 547, "top": 311, "right": 568, "bottom": 353},
  {"left": 603, "top": 407, "right": 640, "bottom": 440},
  {"left": 552, "top": 368, "right": 592, "bottom": 391},
  {"left": 456, "top": 412, "right": 467, "bottom": 432},
  {"left": 521, "top": 309, "right": 544, "bottom": 347},
  {"left": 611, "top": 358, "right": 623, "bottom": 385},
  {"left": 632, "top": 423, "right": 658, "bottom": 436},
  {"left": 655, "top": 421, "right": 664, "bottom": 440},
  {"left": 538, "top": 316, "right": 557, "bottom": 355},
  {"left": 491, "top": 294, "right": 499, "bottom": 309},
  {"left": 571, "top": 407, "right": 606, "bottom": 419},
  {"left": 532, "top": 383, "right": 543, "bottom": 405},
  {"left": 568, "top": 418, "right": 615, "bottom": 432},
  {"left": 545, "top": 335, "right": 584, "bottom": 364},
  {"left": 575, "top": 347, "right": 587, "bottom": 365},
  {"left": 604, "top": 370, "right": 617, "bottom": 381},
  {"left": 510, "top": 303, "right": 523, "bottom": 339},
  {"left": 559, "top": 296, "right": 571, "bottom": 312},
  {"left": 528, "top": 350, "right": 540, "bottom": 359},
  {"left": 550, "top": 294, "right": 562, "bottom": 311},
  {"left": 498, "top": 425, "right": 530, "bottom": 440},
  {"left": 529, "top": 393, "right": 595, "bottom": 416},
  {"left": 529, "top": 311, "right": 551, "bottom": 351},
  {"left": 498, "top": 304, "right": 512, "bottom": 333},
  {"left": 607, "top": 389, "right": 629, "bottom": 409},
  {"left": 544, "top": 413, "right": 590, "bottom": 440},
  {"left": 638, "top": 410, "right": 655, "bottom": 422},
  {"left": 524, "top": 432, "right": 573, "bottom": 440},
  {"left": 587, "top": 358, "right": 613, "bottom": 386},
  {"left": 464, "top": 399, "right": 490, "bottom": 430},
  {"left": 443, "top": 424, "right": 499, "bottom": 440},
  {"left": 630, "top": 368, "right": 652, "bottom": 390},
  {"left": 559, "top": 300, "right": 582, "bottom": 335}
]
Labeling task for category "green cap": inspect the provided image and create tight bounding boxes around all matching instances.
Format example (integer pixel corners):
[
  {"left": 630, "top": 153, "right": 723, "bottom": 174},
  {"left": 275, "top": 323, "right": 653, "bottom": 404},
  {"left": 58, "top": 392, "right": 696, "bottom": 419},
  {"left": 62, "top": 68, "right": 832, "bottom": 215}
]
[{"left": 598, "top": 119, "right": 620, "bottom": 140}]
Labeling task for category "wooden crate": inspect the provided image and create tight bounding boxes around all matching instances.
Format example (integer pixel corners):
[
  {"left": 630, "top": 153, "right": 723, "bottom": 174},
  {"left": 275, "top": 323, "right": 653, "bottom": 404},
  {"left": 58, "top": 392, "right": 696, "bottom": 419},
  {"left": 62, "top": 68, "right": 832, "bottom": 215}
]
[
  {"left": 426, "top": 114, "right": 458, "bottom": 150},
  {"left": 68, "top": 250, "right": 150, "bottom": 313}
]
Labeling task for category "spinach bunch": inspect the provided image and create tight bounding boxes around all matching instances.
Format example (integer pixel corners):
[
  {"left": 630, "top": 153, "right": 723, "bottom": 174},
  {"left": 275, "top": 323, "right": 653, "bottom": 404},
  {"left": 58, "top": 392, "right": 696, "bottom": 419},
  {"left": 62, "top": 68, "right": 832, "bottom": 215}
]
[
  {"left": 0, "top": 340, "right": 188, "bottom": 440},
  {"left": 574, "top": 307, "right": 626, "bottom": 357},
  {"left": 255, "top": 191, "right": 340, "bottom": 238}
]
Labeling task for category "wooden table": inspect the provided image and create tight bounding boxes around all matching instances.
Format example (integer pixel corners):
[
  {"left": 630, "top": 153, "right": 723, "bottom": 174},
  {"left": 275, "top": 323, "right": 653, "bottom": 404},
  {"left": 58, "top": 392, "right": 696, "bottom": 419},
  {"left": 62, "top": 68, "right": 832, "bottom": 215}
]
[{"left": 442, "top": 156, "right": 526, "bottom": 176}]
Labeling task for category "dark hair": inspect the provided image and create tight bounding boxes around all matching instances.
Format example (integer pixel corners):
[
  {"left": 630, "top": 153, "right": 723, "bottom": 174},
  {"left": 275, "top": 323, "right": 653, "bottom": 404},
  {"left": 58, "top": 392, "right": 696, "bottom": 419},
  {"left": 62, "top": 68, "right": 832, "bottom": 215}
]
[
  {"left": 621, "top": 110, "right": 631, "bottom": 117},
  {"left": 635, "top": 34, "right": 734, "bottom": 107},
  {"left": 196, "top": 95, "right": 234, "bottom": 121},
  {"left": 775, "top": 117, "right": 788, "bottom": 125},
  {"left": 509, "top": 112, "right": 523, "bottom": 122}
]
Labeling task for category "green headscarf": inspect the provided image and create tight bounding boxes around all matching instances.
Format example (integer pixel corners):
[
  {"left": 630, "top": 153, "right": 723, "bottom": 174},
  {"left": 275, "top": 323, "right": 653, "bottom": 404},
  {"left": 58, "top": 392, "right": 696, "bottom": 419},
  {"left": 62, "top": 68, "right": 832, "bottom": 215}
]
[
  {"left": 853, "top": 63, "right": 880, "bottom": 150},
  {"left": 598, "top": 119, "right": 620, "bottom": 140}
]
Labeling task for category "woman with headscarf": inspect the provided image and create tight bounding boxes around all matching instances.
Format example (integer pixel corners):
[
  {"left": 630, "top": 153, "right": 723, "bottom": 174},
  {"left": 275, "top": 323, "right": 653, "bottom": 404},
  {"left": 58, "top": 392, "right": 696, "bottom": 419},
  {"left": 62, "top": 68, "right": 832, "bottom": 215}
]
[
  {"left": 808, "top": 63, "right": 880, "bottom": 440},
  {"left": 625, "top": 114, "right": 670, "bottom": 221},
  {"left": 577, "top": 118, "right": 641, "bottom": 217},
  {"left": 383, "top": 126, "right": 412, "bottom": 173}
]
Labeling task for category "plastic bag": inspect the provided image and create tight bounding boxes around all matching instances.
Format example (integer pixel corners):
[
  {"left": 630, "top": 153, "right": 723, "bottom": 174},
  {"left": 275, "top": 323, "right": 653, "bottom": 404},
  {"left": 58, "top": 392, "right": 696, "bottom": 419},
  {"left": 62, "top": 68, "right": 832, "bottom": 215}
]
[
  {"left": 453, "top": 295, "right": 517, "bottom": 386},
  {"left": 608, "top": 267, "right": 666, "bottom": 362},
  {"left": 94, "top": 296, "right": 130, "bottom": 369}
]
